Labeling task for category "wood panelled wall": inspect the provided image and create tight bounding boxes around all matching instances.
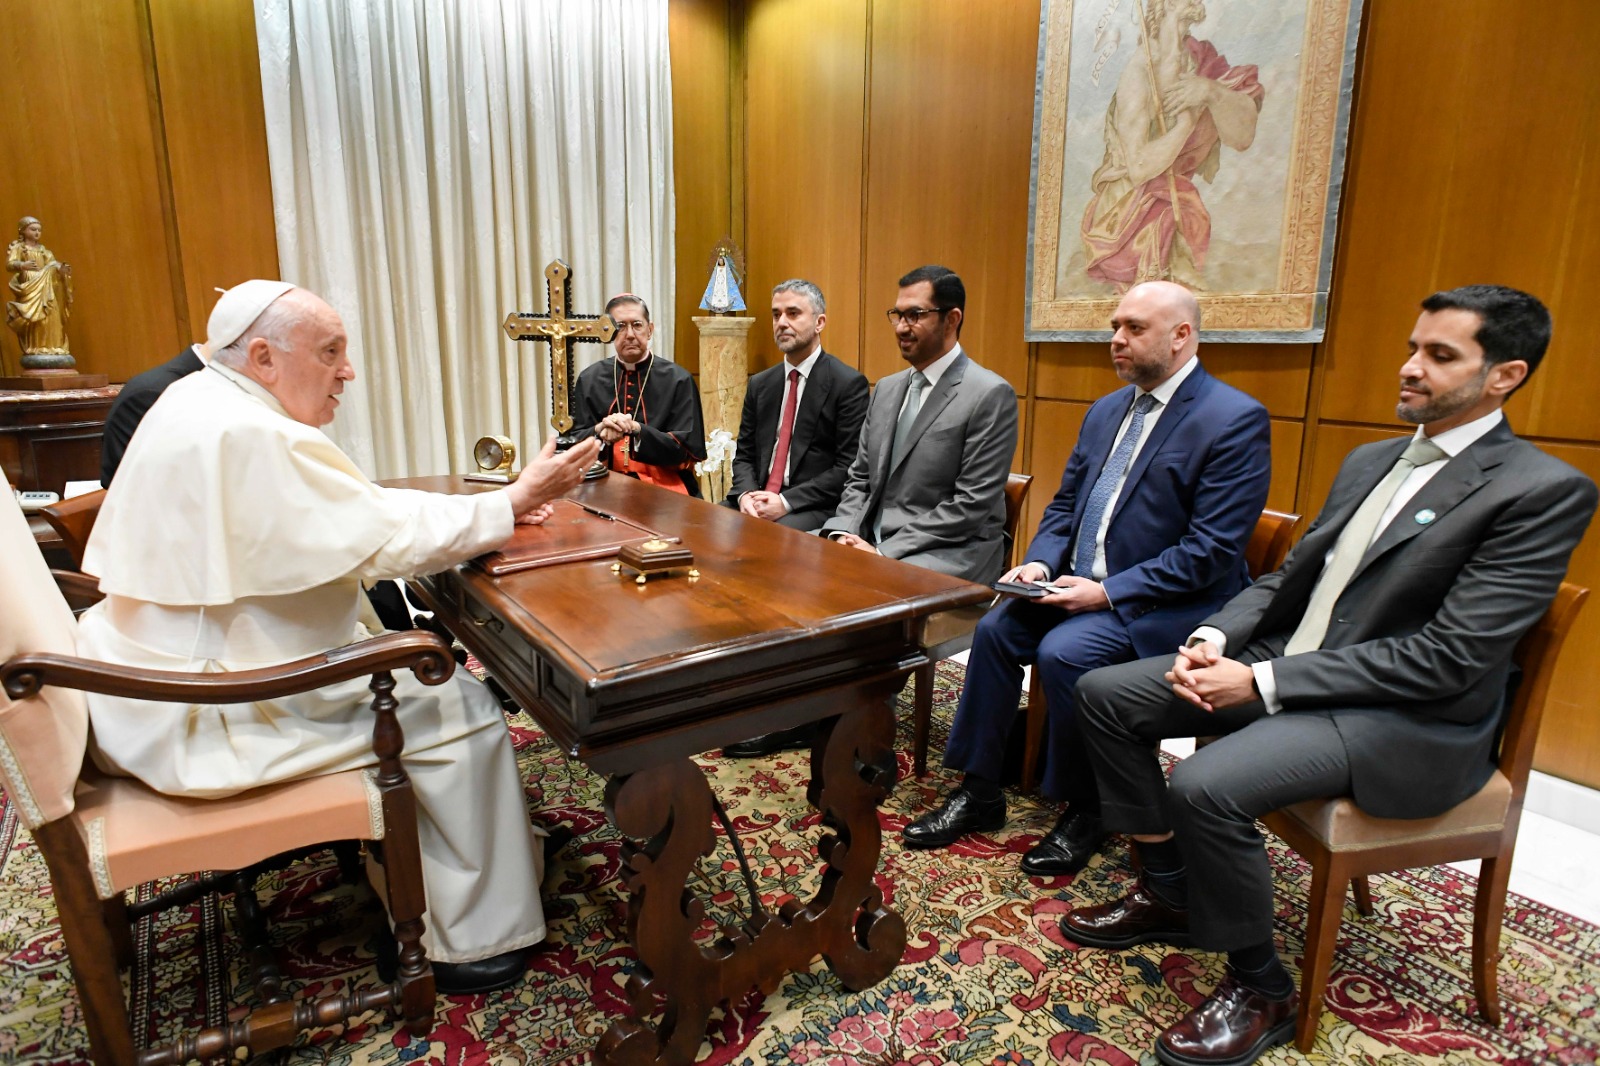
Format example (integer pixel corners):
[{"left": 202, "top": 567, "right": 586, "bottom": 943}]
[
  {"left": 673, "top": 0, "right": 1600, "bottom": 789},
  {"left": 0, "top": 0, "right": 277, "bottom": 383}
]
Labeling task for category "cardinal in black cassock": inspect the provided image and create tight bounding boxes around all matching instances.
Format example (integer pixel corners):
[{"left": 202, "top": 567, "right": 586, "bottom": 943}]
[{"left": 572, "top": 294, "right": 707, "bottom": 497}]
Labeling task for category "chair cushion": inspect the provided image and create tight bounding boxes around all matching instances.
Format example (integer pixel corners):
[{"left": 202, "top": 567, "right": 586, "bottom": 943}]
[
  {"left": 1275, "top": 771, "right": 1511, "bottom": 851},
  {"left": 70, "top": 767, "right": 385, "bottom": 899}
]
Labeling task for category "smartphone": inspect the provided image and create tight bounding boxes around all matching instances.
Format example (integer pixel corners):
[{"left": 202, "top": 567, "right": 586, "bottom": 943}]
[{"left": 992, "top": 580, "right": 1052, "bottom": 599}]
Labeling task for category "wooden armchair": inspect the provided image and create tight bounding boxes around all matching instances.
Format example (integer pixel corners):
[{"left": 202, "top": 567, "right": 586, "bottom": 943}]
[
  {"left": 0, "top": 487, "right": 449, "bottom": 1066},
  {"left": 910, "top": 472, "right": 1033, "bottom": 775},
  {"left": 39, "top": 487, "right": 106, "bottom": 569},
  {"left": 1263, "top": 581, "right": 1587, "bottom": 1051},
  {"left": 1018, "top": 507, "right": 1301, "bottom": 791}
]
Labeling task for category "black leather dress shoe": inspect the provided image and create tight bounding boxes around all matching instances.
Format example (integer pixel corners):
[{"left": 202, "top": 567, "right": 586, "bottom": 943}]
[
  {"left": 1020, "top": 810, "right": 1106, "bottom": 877},
  {"left": 433, "top": 949, "right": 529, "bottom": 995},
  {"left": 902, "top": 789, "right": 1007, "bottom": 849},
  {"left": 1155, "top": 975, "right": 1297, "bottom": 1066},
  {"left": 721, "top": 724, "right": 815, "bottom": 758},
  {"left": 1061, "top": 880, "right": 1191, "bottom": 949}
]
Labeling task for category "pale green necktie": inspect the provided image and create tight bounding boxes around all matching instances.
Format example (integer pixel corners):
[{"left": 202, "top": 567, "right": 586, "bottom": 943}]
[
  {"left": 1284, "top": 436, "right": 1448, "bottom": 655},
  {"left": 875, "top": 371, "right": 928, "bottom": 541},
  {"left": 889, "top": 371, "right": 929, "bottom": 470}
]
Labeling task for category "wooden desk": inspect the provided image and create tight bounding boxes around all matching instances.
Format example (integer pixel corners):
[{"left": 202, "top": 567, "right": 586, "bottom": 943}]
[{"left": 390, "top": 474, "right": 988, "bottom": 1066}]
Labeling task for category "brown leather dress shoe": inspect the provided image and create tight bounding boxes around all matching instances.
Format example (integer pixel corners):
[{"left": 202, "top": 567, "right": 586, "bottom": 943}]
[
  {"left": 1060, "top": 880, "right": 1191, "bottom": 949},
  {"left": 1155, "top": 975, "right": 1297, "bottom": 1066}
]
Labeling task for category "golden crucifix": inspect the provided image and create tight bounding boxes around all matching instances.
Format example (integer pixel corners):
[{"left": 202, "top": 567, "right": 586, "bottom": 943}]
[{"left": 502, "top": 260, "right": 616, "bottom": 445}]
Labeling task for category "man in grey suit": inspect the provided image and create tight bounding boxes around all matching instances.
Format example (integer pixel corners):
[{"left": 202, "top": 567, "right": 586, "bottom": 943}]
[
  {"left": 1061, "top": 285, "right": 1597, "bottom": 1066},
  {"left": 820, "top": 264, "right": 1018, "bottom": 581},
  {"left": 725, "top": 266, "right": 1016, "bottom": 759}
]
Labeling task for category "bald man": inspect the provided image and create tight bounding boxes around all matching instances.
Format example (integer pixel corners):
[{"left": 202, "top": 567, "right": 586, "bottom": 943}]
[
  {"left": 904, "top": 282, "right": 1271, "bottom": 875},
  {"left": 79, "top": 281, "right": 602, "bottom": 994}
]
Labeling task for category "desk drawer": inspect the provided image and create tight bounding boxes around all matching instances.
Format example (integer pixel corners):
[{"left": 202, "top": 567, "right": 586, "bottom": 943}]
[{"left": 426, "top": 569, "right": 588, "bottom": 737}]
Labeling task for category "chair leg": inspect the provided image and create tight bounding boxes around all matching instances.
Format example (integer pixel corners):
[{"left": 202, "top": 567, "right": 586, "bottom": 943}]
[
  {"left": 230, "top": 867, "right": 289, "bottom": 1006},
  {"left": 1295, "top": 854, "right": 1348, "bottom": 1053},
  {"left": 1020, "top": 670, "right": 1047, "bottom": 794},
  {"left": 1351, "top": 875, "right": 1374, "bottom": 917},
  {"left": 1473, "top": 853, "right": 1512, "bottom": 1026},
  {"left": 101, "top": 892, "right": 136, "bottom": 971},
  {"left": 912, "top": 660, "right": 934, "bottom": 777},
  {"left": 36, "top": 822, "right": 140, "bottom": 1066}
]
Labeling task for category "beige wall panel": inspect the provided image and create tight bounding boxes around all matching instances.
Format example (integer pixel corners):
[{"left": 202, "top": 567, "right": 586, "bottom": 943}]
[
  {"left": 1527, "top": 113, "right": 1600, "bottom": 442},
  {"left": 1021, "top": 398, "right": 1088, "bottom": 551},
  {"left": 669, "top": 0, "right": 737, "bottom": 374},
  {"left": 1266, "top": 418, "right": 1303, "bottom": 516},
  {"left": 1299, "top": 422, "right": 1393, "bottom": 522},
  {"left": 1036, "top": 340, "right": 1311, "bottom": 420},
  {"left": 148, "top": 0, "right": 280, "bottom": 337},
  {"left": 859, "top": 0, "right": 1040, "bottom": 388},
  {"left": 743, "top": 0, "right": 868, "bottom": 375},
  {"left": 1319, "top": 1, "right": 1600, "bottom": 429},
  {"left": 0, "top": 0, "right": 183, "bottom": 382},
  {"left": 1034, "top": 342, "right": 1121, "bottom": 403},
  {"left": 1202, "top": 345, "right": 1313, "bottom": 420},
  {"left": 1526, "top": 440, "right": 1600, "bottom": 787}
]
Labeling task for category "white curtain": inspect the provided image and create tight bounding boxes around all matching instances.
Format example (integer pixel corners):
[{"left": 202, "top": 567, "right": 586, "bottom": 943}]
[{"left": 253, "top": 0, "right": 675, "bottom": 478}]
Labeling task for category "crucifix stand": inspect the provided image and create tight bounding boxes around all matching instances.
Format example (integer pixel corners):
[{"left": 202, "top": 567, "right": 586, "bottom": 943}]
[{"left": 503, "top": 260, "right": 615, "bottom": 475}]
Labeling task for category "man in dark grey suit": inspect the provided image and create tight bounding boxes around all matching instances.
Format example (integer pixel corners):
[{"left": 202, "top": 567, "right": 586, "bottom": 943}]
[
  {"left": 819, "top": 265, "right": 1018, "bottom": 582},
  {"left": 727, "top": 279, "right": 869, "bottom": 531},
  {"left": 1062, "top": 285, "right": 1597, "bottom": 1066}
]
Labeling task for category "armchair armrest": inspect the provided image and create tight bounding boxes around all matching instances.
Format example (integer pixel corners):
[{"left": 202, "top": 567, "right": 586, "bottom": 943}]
[
  {"left": 1, "top": 631, "right": 456, "bottom": 703},
  {"left": 50, "top": 569, "right": 103, "bottom": 614}
]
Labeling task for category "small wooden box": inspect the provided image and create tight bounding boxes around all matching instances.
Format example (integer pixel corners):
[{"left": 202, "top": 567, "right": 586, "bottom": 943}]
[{"left": 613, "top": 538, "right": 697, "bottom": 584}]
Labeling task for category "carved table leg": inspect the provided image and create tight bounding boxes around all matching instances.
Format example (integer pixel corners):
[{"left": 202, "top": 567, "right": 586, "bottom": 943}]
[{"left": 594, "top": 694, "right": 906, "bottom": 1066}]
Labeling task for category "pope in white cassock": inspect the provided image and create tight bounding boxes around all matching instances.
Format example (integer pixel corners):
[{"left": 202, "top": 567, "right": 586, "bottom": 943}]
[{"left": 76, "top": 279, "right": 602, "bottom": 994}]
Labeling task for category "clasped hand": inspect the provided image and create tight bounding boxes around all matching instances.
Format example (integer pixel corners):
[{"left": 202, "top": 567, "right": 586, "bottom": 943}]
[
  {"left": 1166, "top": 641, "right": 1256, "bottom": 713},
  {"left": 832, "top": 532, "right": 880, "bottom": 555},
  {"left": 739, "top": 491, "right": 790, "bottom": 520},
  {"left": 595, "top": 413, "right": 640, "bottom": 444}
]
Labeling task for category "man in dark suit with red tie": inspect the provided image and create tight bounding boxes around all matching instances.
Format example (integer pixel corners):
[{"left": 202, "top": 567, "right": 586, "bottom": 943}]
[{"left": 726, "top": 279, "right": 869, "bottom": 532}]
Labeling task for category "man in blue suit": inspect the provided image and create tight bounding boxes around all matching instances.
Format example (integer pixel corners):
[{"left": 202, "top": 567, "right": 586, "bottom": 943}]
[{"left": 903, "top": 281, "right": 1271, "bottom": 875}]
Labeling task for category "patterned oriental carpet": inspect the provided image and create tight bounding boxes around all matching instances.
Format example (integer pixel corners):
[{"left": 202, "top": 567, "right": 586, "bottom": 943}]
[{"left": 3, "top": 660, "right": 1598, "bottom": 1066}]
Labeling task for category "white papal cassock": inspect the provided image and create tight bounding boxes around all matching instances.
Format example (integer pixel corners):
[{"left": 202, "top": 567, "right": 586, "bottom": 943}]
[{"left": 78, "top": 361, "right": 545, "bottom": 963}]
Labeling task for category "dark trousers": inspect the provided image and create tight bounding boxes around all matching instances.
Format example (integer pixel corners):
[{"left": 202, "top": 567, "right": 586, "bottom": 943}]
[
  {"left": 1076, "top": 655, "right": 1353, "bottom": 950},
  {"left": 943, "top": 599, "right": 1137, "bottom": 805}
]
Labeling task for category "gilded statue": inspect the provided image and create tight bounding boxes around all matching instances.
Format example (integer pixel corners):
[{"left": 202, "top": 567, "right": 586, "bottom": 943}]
[{"left": 6, "top": 216, "right": 74, "bottom": 369}]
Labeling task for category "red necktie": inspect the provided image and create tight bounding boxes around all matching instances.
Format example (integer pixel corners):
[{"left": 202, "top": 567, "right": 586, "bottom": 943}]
[{"left": 764, "top": 368, "right": 801, "bottom": 493}]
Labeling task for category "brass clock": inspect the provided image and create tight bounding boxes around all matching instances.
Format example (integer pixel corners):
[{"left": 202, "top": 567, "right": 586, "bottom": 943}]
[{"left": 466, "top": 434, "right": 517, "bottom": 483}]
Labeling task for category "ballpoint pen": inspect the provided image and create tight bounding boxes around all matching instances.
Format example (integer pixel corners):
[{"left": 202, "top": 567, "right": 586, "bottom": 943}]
[{"left": 578, "top": 503, "right": 617, "bottom": 521}]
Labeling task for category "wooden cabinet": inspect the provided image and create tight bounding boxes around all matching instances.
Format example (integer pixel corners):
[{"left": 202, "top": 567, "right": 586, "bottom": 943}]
[{"left": 0, "top": 386, "right": 120, "bottom": 495}]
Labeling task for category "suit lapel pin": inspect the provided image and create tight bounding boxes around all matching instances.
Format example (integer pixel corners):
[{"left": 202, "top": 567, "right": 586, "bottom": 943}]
[{"left": 1415, "top": 508, "right": 1437, "bottom": 525}]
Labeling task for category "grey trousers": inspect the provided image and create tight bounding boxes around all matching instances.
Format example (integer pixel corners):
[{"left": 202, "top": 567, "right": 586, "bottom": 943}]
[{"left": 1076, "top": 655, "right": 1353, "bottom": 951}]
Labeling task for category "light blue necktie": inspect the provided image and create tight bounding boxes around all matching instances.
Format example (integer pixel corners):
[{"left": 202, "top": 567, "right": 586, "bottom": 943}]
[{"left": 1073, "top": 393, "right": 1158, "bottom": 578}]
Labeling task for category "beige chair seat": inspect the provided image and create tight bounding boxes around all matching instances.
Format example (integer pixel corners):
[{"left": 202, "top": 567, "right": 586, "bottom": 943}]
[
  {"left": 1274, "top": 771, "right": 1510, "bottom": 852},
  {"left": 71, "top": 767, "right": 384, "bottom": 900}
]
